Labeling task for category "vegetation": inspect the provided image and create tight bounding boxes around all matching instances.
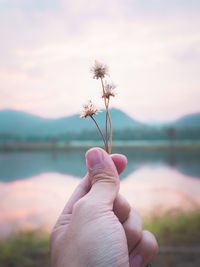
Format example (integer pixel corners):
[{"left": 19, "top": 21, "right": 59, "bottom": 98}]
[
  {"left": 144, "top": 211, "right": 200, "bottom": 247},
  {"left": 0, "top": 212, "right": 199, "bottom": 267},
  {"left": 146, "top": 211, "right": 200, "bottom": 267},
  {"left": 1, "top": 126, "right": 200, "bottom": 145},
  {"left": 0, "top": 109, "right": 200, "bottom": 145},
  {"left": 0, "top": 230, "right": 49, "bottom": 267}
]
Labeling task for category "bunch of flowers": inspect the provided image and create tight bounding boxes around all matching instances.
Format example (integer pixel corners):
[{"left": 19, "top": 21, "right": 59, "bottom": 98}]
[{"left": 80, "top": 60, "right": 116, "bottom": 154}]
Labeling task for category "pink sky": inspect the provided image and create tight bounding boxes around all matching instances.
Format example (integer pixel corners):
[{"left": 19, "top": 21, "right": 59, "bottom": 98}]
[{"left": 0, "top": 0, "right": 200, "bottom": 121}]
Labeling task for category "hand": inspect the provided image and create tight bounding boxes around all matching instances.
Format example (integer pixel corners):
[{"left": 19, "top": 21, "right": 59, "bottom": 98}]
[{"left": 50, "top": 147, "right": 158, "bottom": 267}]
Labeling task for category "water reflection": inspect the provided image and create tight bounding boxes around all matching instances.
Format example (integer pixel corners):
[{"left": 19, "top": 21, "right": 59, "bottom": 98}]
[
  {"left": 0, "top": 167, "right": 200, "bottom": 239},
  {"left": 0, "top": 148, "right": 200, "bottom": 181}
]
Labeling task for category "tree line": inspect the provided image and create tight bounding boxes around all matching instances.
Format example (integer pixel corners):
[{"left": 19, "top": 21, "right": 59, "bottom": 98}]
[{"left": 0, "top": 126, "right": 200, "bottom": 143}]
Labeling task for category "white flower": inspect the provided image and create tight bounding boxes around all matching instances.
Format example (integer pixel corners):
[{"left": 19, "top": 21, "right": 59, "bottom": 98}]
[
  {"left": 91, "top": 60, "right": 109, "bottom": 80},
  {"left": 80, "top": 100, "right": 99, "bottom": 118}
]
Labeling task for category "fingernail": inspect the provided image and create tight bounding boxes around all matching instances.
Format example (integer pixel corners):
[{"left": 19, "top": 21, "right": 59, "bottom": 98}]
[
  {"left": 131, "top": 255, "right": 143, "bottom": 267},
  {"left": 86, "top": 149, "right": 104, "bottom": 170}
]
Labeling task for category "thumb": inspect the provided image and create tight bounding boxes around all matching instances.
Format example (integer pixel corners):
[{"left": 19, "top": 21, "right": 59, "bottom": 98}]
[{"left": 86, "top": 147, "right": 120, "bottom": 208}]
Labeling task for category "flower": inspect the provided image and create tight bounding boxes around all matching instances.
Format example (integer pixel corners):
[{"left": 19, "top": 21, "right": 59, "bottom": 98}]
[
  {"left": 91, "top": 60, "right": 109, "bottom": 80},
  {"left": 80, "top": 100, "right": 99, "bottom": 118},
  {"left": 103, "top": 82, "right": 116, "bottom": 99}
]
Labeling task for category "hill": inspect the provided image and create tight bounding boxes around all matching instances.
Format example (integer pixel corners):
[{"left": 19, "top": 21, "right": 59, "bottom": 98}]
[
  {"left": 173, "top": 113, "right": 200, "bottom": 128},
  {"left": 0, "top": 108, "right": 142, "bottom": 137}
]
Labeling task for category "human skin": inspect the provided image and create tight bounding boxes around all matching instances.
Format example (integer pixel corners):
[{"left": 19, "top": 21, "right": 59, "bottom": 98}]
[{"left": 50, "top": 147, "right": 158, "bottom": 267}]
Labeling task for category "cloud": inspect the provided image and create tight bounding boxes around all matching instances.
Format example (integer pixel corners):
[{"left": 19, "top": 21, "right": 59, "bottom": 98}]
[{"left": 0, "top": 0, "right": 200, "bottom": 120}]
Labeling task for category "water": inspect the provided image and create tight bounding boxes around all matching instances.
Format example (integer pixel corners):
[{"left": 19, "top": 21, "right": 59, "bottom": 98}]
[
  {"left": 0, "top": 148, "right": 200, "bottom": 181},
  {"left": 0, "top": 148, "right": 200, "bottom": 239}
]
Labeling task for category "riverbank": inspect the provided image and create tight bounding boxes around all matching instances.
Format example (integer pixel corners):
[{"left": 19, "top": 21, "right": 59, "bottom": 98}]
[
  {"left": 0, "top": 211, "right": 199, "bottom": 267},
  {"left": 1, "top": 140, "right": 200, "bottom": 152}
]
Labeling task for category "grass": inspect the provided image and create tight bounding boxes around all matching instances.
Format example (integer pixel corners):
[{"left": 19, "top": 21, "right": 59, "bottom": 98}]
[
  {"left": 0, "top": 230, "right": 50, "bottom": 267},
  {"left": 0, "top": 211, "right": 199, "bottom": 267},
  {"left": 143, "top": 211, "right": 200, "bottom": 247},
  {"left": 144, "top": 211, "right": 200, "bottom": 267}
]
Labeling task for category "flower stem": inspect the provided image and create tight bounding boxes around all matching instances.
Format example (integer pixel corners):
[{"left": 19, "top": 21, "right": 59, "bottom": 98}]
[
  {"left": 101, "top": 78, "right": 109, "bottom": 152},
  {"left": 90, "top": 115, "right": 107, "bottom": 150},
  {"left": 106, "top": 97, "right": 110, "bottom": 151},
  {"left": 101, "top": 78, "right": 112, "bottom": 154},
  {"left": 106, "top": 107, "right": 108, "bottom": 150},
  {"left": 107, "top": 106, "right": 112, "bottom": 154}
]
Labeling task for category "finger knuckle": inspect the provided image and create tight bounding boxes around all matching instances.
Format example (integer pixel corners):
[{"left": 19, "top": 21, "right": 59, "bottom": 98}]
[
  {"left": 143, "top": 230, "right": 159, "bottom": 256},
  {"left": 132, "top": 224, "right": 143, "bottom": 244},
  {"left": 128, "top": 211, "right": 143, "bottom": 243},
  {"left": 72, "top": 198, "right": 85, "bottom": 213},
  {"left": 152, "top": 239, "right": 159, "bottom": 255},
  {"left": 49, "top": 231, "right": 57, "bottom": 251},
  {"left": 73, "top": 197, "right": 96, "bottom": 215},
  {"left": 91, "top": 169, "right": 118, "bottom": 186}
]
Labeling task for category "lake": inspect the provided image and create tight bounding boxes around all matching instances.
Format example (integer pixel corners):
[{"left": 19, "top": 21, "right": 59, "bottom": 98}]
[{"left": 0, "top": 147, "right": 200, "bottom": 239}]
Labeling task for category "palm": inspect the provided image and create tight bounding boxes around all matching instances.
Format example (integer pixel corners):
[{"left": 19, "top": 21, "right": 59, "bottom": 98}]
[{"left": 52, "top": 207, "right": 129, "bottom": 266}]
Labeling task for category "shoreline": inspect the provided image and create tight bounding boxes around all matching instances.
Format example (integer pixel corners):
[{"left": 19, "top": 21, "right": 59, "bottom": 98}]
[{"left": 1, "top": 140, "right": 200, "bottom": 152}]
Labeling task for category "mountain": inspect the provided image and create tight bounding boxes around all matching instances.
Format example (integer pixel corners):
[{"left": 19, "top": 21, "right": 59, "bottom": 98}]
[
  {"left": 0, "top": 108, "right": 142, "bottom": 137},
  {"left": 1, "top": 109, "right": 200, "bottom": 138},
  {"left": 173, "top": 113, "right": 200, "bottom": 128}
]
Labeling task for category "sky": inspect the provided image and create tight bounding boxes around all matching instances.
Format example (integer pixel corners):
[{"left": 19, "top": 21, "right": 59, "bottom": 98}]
[{"left": 0, "top": 0, "right": 200, "bottom": 122}]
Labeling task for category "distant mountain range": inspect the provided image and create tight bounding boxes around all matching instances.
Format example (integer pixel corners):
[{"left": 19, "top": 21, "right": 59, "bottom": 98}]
[
  {"left": 0, "top": 108, "right": 141, "bottom": 137},
  {"left": 174, "top": 113, "right": 200, "bottom": 128},
  {"left": 0, "top": 109, "right": 199, "bottom": 137}
]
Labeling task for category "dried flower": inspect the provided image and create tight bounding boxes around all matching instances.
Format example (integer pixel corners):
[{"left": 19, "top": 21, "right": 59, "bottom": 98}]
[
  {"left": 103, "top": 82, "right": 116, "bottom": 99},
  {"left": 80, "top": 100, "right": 98, "bottom": 118},
  {"left": 91, "top": 60, "right": 109, "bottom": 80},
  {"left": 81, "top": 60, "right": 115, "bottom": 154}
]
